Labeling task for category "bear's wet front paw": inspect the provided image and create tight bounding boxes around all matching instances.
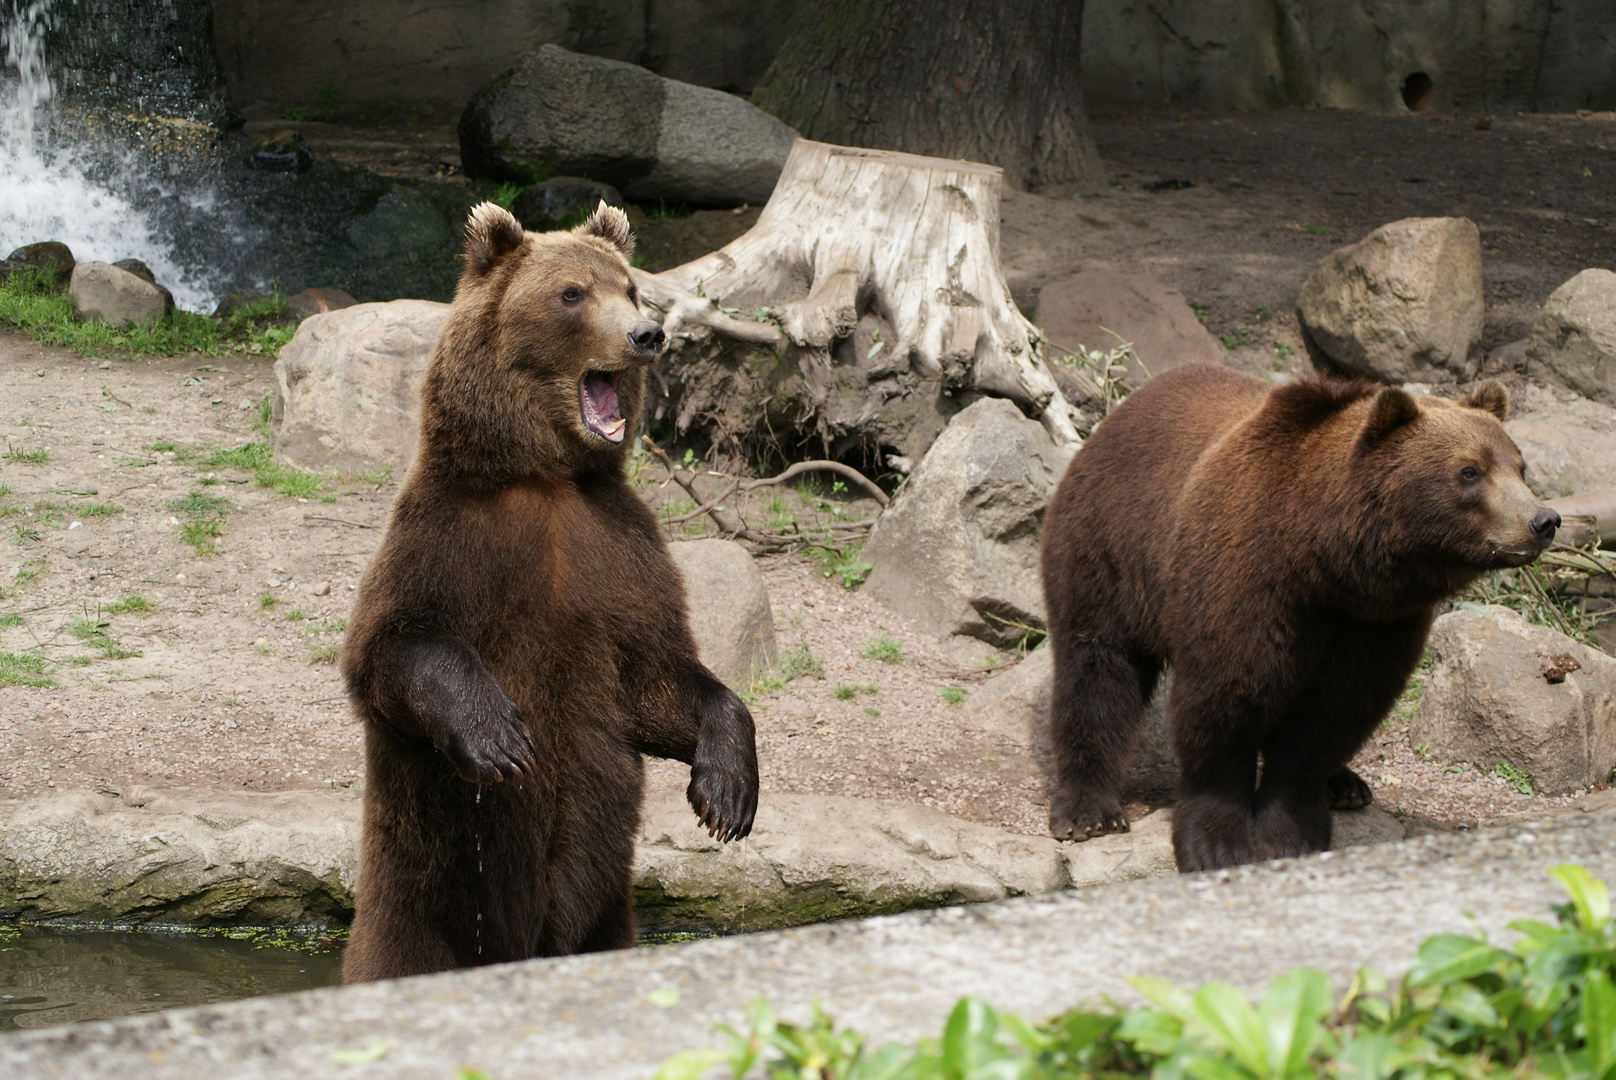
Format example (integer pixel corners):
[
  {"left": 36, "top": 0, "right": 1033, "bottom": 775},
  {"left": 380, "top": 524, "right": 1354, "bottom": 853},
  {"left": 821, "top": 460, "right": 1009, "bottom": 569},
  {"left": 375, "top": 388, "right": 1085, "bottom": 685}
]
[
  {"left": 687, "top": 751, "right": 758, "bottom": 842},
  {"left": 1048, "top": 790, "right": 1129, "bottom": 841},
  {"left": 1327, "top": 766, "right": 1374, "bottom": 810},
  {"left": 433, "top": 686, "right": 535, "bottom": 785}
]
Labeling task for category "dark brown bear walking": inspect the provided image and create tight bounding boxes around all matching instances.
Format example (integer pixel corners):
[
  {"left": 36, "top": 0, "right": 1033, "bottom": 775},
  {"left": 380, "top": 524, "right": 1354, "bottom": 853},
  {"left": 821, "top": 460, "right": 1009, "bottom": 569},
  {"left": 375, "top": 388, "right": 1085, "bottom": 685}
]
[
  {"left": 1041, "top": 364, "right": 1558, "bottom": 872},
  {"left": 340, "top": 201, "right": 758, "bottom": 982}
]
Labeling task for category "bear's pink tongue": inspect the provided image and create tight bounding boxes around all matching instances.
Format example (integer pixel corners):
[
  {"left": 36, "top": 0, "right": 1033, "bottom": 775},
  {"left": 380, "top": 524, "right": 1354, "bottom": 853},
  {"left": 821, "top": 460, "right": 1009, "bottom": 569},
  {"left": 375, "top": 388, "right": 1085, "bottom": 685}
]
[{"left": 580, "top": 370, "right": 625, "bottom": 442}]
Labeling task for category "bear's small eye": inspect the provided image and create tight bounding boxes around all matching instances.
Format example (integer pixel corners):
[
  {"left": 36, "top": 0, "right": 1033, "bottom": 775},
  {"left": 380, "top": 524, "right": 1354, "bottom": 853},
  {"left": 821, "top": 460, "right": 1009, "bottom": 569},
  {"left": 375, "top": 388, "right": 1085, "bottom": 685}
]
[
  {"left": 1460, "top": 465, "right": 1482, "bottom": 483},
  {"left": 627, "top": 285, "right": 638, "bottom": 304},
  {"left": 561, "top": 286, "right": 584, "bottom": 303}
]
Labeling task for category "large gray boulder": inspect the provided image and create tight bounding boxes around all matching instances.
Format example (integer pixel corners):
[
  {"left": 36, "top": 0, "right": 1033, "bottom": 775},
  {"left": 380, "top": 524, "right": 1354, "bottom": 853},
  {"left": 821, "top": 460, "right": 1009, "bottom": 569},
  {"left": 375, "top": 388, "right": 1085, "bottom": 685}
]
[
  {"left": 459, "top": 44, "right": 799, "bottom": 205},
  {"left": 1412, "top": 605, "right": 1616, "bottom": 795},
  {"left": 1296, "top": 217, "right": 1483, "bottom": 383},
  {"left": 959, "top": 648, "right": 1177, "bottom": 796},
  {"left": 634, "top": 790, "right": 1066, "bottom": 933},
  {"left": 1035, "top": 269, "right": 1222, "bottom": 387},
  {"left": 1503, "top": 382, "right": 1616, "bottom": 499},
  {"left": 863, "top": 398, "right": 1075, "bottom": 645},
  {"left": 1525, "top": 269, "right": 1616, "bottom": 407},
  {"left": 68, "top": 260, "right": 168, "bottom": 328},
  {"left": 271, "top": 300, "right": 449, "bottom": 473},
  {"left": 0, "top": 786, "right": 359, "bottom": 926},
  {"left": 666, "top": 538, "right": 777, "bottom": 689}
]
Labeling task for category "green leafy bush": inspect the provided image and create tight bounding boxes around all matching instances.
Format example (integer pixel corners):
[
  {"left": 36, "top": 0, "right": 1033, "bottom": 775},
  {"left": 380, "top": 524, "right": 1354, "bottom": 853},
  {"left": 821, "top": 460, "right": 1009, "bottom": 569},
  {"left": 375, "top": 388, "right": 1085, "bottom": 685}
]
[{"left": 653, "top": 864, "right": 1616, "bottom": 1080}]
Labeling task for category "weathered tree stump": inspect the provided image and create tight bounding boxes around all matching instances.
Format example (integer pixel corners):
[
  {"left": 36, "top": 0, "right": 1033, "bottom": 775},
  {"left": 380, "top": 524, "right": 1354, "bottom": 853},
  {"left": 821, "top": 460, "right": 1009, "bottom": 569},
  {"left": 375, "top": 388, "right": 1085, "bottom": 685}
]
[{"left": 634, "top": 139, "right": 1080, "bottom": 469}]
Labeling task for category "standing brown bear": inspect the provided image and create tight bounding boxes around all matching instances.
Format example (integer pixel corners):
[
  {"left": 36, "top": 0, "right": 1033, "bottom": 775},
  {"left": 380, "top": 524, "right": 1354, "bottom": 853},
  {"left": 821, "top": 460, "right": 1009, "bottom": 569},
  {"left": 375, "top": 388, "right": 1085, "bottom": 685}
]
[
  {"left": 1041, "top": 364, "right": 1558, "bottom": 872},
  {"left": 340, "top": 202, "right": 758, "bottom": 982}
]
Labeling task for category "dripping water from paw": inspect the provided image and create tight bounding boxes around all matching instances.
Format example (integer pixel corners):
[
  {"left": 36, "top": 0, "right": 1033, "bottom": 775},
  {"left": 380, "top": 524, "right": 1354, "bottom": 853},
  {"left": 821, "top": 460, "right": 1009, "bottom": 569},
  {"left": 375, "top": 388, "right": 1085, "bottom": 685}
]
[{"left": 474, "top": 784, "right": 483, "bottom": 959}]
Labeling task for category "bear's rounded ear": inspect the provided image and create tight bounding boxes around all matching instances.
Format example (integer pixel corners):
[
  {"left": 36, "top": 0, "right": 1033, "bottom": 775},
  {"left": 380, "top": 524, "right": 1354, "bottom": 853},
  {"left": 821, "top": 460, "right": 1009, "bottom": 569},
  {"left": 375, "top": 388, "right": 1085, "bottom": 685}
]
[
  {"left": 463, "top": 202, "right": 525, "bottom": 277},
  {"left": 1356, "top": 386, "right": 1422, "bottom": 455},
  {"left": 1460, "top": 380, "right": 1509, "bottom": 421},
  {"left": 574, "top": 201, "right": 635, "bottom": 260}
]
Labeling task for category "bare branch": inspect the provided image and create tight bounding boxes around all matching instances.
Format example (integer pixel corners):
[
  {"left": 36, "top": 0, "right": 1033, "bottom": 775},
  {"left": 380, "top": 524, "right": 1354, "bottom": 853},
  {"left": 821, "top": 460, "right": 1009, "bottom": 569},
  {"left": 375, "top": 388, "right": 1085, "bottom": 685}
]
[{"left": 743, "top": 459, "right": 889, "bottom": 507}]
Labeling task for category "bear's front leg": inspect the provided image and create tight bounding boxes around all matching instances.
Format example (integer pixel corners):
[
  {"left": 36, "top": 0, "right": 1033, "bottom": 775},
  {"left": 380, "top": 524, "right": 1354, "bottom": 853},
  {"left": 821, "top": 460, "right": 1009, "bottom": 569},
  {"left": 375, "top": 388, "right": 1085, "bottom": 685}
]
[
  {"left": 687, "top": 672, "right": 759, "bottom": 841},
  {"left": 356, "top": 632, "right": 536, "bottom": 784},
  {"left": 1168, "top": 673, "right": 1265, "bottom": 872},
  {"left": 632, "top": 667, "right": 758, "bottom": 842}
]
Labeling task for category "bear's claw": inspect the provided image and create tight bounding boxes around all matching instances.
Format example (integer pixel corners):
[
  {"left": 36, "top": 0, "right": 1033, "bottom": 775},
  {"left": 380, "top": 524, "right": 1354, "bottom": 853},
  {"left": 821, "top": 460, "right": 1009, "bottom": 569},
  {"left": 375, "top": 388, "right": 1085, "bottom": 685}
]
[{"left": 1049, "top": 793, "right": 1130, "bottom": 841}]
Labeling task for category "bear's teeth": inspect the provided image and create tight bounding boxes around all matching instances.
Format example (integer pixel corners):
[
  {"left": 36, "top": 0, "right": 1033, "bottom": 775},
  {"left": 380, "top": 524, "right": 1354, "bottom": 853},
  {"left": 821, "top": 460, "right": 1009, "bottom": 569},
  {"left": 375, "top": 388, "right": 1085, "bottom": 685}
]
[{"left": 602, "top": 417, "right": 625, "bottom": 437}]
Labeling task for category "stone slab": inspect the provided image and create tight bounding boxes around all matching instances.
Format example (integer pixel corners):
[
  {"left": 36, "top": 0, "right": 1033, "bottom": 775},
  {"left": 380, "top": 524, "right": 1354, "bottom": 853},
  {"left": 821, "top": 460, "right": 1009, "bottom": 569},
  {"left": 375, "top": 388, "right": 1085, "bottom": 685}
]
[{"left": 2, "top": 810, "right": 1610, "bottom": 1079}]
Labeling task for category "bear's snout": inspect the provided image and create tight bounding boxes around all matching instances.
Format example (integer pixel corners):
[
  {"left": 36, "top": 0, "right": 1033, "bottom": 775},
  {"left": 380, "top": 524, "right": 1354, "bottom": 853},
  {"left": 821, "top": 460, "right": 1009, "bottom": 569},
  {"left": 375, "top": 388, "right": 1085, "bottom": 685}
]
[
  {"left": 628, "top": 321, "right": 665, "bottom": 357},
  {"left": 1530, "top": 507, "right": 1561, "bottom": 544}
]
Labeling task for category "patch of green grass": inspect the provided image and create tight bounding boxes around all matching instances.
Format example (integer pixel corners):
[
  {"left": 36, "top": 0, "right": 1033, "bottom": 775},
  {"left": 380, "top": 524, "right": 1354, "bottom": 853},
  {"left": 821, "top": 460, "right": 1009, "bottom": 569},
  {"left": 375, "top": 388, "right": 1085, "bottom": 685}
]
[
  {"left": 863, "top": 633, "right": 903, "bottom": 664},
  {"left": 283, "top": 608, "right": 307, "bottom": 622},
  {"left": 4, "top": 445, "right": 47, "bottom": 464},
  {"left": 168, "top": 490, "right": 231, "bottom": 556},
  {"left": 0, "top": 613, "right": 23, "bottom": 627},
  {"left": 319, "top": 494, "right": 337, "bottom": 504},
  {"left": 258, "top": 592, "right": 280, "bottom": 611},
  {"left": 779, "top": 642, "right": 824, "bottom": 682},
  {"left": 0, "top": 269, "right": 298, "bottom": 360},
  {"left": 490, "top": 180, "right": 525, "bottom": 209},
  {"left": 76, "top": 502, "right": 122, "bottom": 519},
  {"left": 739, "top": 671, "right": 786, "bottom": 703},
  {"left": 307, "top": 643, "right": 340, "bottom": 664},
  {"left": 653, "top": 865, "right": 1616, "bottom": 1080},
  {"left": 1494, "top": 760, "right": 1534, "bottom": 795},
  {"left": 1219, "top": 327, "right": 1253, "bottom": 349},
  {"left": 936, "top": 686, "right": 967, "bottom": 707},
  {"left": 203, "top": 442, "right": 325, "bottom": 498},
  {"left": 69, "top": 615, "right": 141, "bottom": 660},
  {"left": 0, "top": 651, "right": 54, "bottom": 687},
  {"left": 1302, "top": 221, "right": 1329, "bottom": 236},
  {"left": 1, "top": 558, "right": 42, "bottom": 598},
  {"left": 833, "top": 683, "right": 877, "bottom": 701},
  {"left": 106, "top": 595, "right": 152, "bottom": 615},
  {"left": 804, "top": 544, "right": 872, "bottom": 588}
]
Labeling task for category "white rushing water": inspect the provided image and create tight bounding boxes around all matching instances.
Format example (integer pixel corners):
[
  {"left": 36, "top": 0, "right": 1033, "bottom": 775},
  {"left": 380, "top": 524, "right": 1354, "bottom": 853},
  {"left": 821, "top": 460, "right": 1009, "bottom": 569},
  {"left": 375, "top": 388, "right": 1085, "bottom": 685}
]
[{"left": 0, "top": 0, "right": 221, "bottom": 311}]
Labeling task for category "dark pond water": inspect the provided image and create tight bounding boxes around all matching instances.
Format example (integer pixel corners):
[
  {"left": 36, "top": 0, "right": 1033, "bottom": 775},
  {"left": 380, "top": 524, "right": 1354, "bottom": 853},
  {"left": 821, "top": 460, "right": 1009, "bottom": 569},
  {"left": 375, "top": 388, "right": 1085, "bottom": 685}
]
[
  {"left": 0, "top": 925, "right": 717, "bottom": 1030},
  {"left": 0, "top": 928, "right": 345, "bottom": 1031}
]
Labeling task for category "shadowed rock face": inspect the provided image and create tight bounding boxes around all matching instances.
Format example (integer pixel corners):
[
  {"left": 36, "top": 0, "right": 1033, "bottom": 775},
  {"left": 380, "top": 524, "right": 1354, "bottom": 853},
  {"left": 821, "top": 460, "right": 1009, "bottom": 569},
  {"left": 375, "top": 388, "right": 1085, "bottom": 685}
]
[{"left": 43, "top": 0, "right": 240, "bottom": 129}]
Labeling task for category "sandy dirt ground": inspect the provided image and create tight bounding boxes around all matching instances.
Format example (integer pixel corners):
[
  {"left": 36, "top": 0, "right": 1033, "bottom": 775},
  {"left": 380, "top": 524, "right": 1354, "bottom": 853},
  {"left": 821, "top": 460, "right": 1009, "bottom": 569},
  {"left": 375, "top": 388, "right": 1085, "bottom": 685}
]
[
  {"left": 0, "top": 327, "right": 1570, "bottom": 836},
  {"left": 4, "top": 107, "right": 1609, "bottom": 839}
]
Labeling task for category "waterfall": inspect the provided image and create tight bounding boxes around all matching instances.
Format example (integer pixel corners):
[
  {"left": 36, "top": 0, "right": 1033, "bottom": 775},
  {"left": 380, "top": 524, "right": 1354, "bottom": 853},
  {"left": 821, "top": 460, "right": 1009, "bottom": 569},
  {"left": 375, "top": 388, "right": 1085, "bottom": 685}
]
[{"left": 0, "top": 0, "right": 224, "bottom": 311}]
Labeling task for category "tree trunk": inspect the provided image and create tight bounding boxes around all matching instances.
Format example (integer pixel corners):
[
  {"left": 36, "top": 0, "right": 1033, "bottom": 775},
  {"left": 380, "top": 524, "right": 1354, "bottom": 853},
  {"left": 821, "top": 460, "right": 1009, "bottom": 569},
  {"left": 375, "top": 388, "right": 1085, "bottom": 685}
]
[
  {"left": 634, "top": 138, "right": 1081, "bottom": 471},
  {"left": 750, "top": 0, "right": 1104, "bottom": 192}
]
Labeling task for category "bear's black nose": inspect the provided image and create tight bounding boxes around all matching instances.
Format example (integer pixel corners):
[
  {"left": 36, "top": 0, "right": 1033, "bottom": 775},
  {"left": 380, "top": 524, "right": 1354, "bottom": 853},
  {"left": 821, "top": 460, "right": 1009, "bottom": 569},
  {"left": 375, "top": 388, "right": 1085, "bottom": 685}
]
[
  {"left": 1530, "top": 508, "right": 1561, "bottom": 543},
  {"left": 628, "top": 321, "right": 665, "bottom": 354}
]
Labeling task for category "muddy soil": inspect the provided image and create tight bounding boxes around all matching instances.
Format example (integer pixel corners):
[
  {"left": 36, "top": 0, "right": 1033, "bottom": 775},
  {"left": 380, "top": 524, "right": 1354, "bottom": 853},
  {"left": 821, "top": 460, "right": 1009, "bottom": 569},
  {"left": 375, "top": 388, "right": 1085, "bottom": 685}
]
[{"left": 4, "top": 106, "right": 1607, "bottom": 839}]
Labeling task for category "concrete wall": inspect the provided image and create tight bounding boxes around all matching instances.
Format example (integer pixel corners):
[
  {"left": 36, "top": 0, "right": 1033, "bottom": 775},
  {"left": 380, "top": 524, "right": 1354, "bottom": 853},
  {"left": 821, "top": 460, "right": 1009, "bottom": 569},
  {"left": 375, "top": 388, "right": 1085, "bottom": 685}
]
[
  {"left": 211, "top": 0, "right": 800, "bottom": 115},
  {"left": 1081, "top": 0, "right": 1616, "bottom": 114}
]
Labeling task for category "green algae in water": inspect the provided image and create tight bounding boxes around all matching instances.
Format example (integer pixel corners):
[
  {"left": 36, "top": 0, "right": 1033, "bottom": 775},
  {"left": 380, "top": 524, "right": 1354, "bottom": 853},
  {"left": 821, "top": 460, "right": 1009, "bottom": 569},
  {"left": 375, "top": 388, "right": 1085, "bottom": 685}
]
[{"left": 0, "top": 927, "right": 344, "bottom": 1031}]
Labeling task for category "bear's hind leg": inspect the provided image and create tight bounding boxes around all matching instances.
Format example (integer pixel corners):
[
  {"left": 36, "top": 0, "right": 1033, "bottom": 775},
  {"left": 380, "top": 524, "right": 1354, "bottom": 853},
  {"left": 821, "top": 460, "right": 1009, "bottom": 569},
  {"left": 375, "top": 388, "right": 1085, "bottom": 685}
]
[
  {"left": 1327, "top": 766, "right": 1373, "bottom": 810},
  {"left": 1048, "top": 639, "right": 1157, "bottom": 840}
]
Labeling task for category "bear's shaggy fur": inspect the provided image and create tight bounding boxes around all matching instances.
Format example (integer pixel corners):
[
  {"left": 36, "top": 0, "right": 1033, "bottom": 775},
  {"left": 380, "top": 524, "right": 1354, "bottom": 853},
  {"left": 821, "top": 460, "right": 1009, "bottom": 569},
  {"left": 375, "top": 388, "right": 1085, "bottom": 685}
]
[
  {"left": 340, "top": 202, "right": 758, "bottom": 982},
  {"left": 1041, "top": 364, "right": 1558, "bottom": 871}
]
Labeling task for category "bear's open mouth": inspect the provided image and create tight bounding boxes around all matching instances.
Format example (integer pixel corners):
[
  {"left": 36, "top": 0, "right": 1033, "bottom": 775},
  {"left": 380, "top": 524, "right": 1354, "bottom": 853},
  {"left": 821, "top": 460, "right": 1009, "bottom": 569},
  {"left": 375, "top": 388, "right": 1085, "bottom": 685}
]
[{"left": 579, "top": 369, "right": 626, "bottom": 443}]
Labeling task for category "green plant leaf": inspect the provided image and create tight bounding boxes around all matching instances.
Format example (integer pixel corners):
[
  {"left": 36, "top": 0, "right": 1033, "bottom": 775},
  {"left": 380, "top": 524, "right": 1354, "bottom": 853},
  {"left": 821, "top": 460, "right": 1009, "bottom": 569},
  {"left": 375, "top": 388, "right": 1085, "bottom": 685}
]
[
  {"left": 1116, "top": 1008, "right": 1183, "bottom": 1057},
  {"left": 1551, "top": 863, "right": 1612, "bottom": 931},
  {"left": 648, "top": 1047, "right": 724, "bottom": 1080},
  {"left": 1406, "top": 934, "right": 1510, "bottom": 985},
  {"left": 1258, "top": 968, "right": 1331, "bottom": 1078},
  {"left": 1582, "top": 970, "right": 1616, "bottom": 1076},
  {"left": 940, "top": 997, "right": 1005, "bottom": 1075},
  {"left": 1192, "top": 983, "right": 1268, "bottom": 1076}
]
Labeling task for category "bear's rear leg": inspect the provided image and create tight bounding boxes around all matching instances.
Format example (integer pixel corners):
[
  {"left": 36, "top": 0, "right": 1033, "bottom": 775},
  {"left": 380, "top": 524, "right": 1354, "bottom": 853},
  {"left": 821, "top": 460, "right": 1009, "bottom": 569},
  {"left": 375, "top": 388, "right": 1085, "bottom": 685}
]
[{"left": 1048, "top": 640, "right": 1155, "bottom": 840}]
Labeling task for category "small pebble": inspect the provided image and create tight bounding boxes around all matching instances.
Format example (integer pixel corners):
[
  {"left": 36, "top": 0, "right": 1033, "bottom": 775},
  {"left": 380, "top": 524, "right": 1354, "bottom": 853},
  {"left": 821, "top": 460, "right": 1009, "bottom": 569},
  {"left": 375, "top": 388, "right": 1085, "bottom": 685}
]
[
  {"left": 34, "top": 369, "right": 43, "bottom": 377},
  {"left": 312, "top": 581, "right": 331, "bottom": 596},
  {"left": 97, "top": 361, "right": 110, "bottom": 370}
]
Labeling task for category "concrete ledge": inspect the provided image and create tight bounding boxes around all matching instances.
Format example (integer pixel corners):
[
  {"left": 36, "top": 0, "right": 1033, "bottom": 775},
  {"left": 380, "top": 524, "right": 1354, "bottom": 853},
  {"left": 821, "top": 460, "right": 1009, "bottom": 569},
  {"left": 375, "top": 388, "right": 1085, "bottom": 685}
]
[
  {"left": 1, "top": 785, "right": 1409, "bottom": 931},
  {"left": 3, "top": 810, "right": 1611, "bottom": 1079}
]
